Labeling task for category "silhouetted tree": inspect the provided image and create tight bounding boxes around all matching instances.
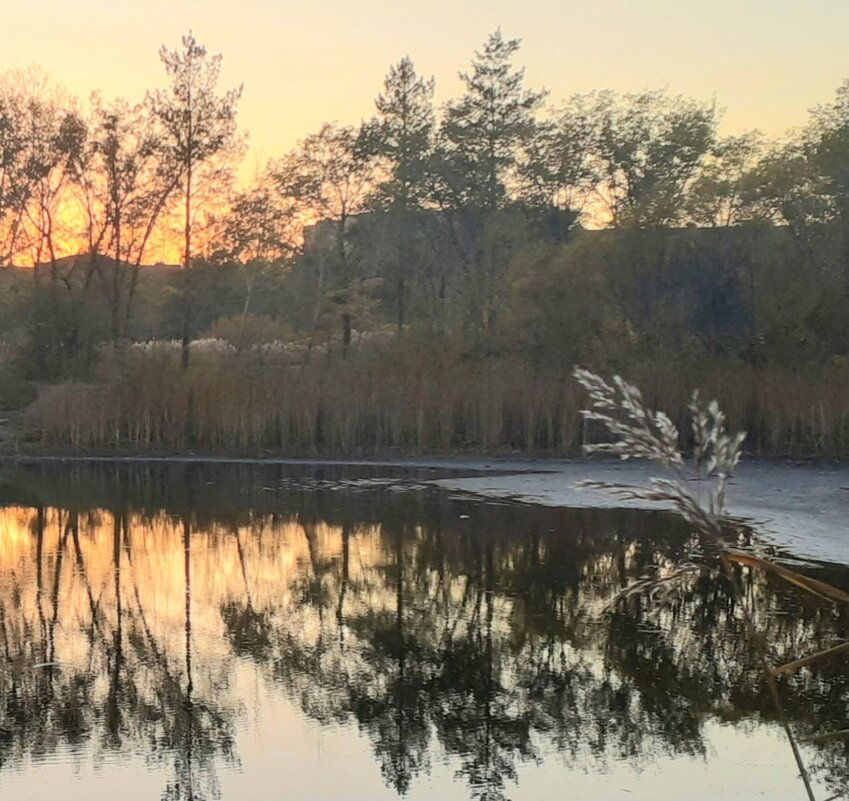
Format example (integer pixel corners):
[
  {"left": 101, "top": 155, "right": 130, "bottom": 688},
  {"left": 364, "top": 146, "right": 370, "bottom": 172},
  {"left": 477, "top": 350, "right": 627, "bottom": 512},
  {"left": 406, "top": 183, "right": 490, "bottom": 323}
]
[
  {"left": 587, "top": 88, "right": 717, "bottom": 227},
  {"left": 271, "top": 123, "right": 376, "bottom": 349},
  {"left": 149, "top": 32, "right": 243, "bottom": 368},
  {"left": 363, "top": 56, "right": 435, "bottom": 334}
]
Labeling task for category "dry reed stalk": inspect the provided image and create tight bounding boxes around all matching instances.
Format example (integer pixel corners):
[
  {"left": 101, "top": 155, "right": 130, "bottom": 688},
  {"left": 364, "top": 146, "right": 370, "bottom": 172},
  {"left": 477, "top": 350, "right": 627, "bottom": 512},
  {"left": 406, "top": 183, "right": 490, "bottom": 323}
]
[
  {"left": 24, "top": 347, "right": 849, "bottom": 457},
  {"left": 572, "top": 366, "right": 849, "bottom": 801}
]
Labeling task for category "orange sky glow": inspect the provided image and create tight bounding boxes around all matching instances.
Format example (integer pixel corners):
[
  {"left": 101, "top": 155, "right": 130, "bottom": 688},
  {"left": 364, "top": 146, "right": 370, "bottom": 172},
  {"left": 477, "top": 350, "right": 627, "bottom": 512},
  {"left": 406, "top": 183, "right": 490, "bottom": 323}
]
[{"left": 3, "top": 0, "right": 848, "bottom": 264}]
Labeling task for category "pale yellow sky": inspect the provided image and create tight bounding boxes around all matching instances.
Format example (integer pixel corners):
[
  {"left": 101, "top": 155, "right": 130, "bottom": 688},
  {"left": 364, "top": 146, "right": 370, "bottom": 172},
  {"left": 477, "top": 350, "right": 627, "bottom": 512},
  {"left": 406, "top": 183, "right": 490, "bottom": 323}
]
[{"left": 4, "top": 0, "right": 848, "bottom": 172}]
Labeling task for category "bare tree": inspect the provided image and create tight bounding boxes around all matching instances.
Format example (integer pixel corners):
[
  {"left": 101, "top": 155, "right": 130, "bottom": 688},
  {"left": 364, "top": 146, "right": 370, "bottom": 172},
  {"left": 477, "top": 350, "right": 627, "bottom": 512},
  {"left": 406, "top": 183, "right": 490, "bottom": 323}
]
[
  {"left": 0, "top": 79, "right": 34, "bottom": 266},
  {"left": 78, "top": 96, "right": 179, "bottom": 340},
  {"left": 214, "top": 176, "right": 299, "bottom": 324},
  {"left": 149, "top": 32, "right": 243, "bottom": 368},
  {"left": 8, "top": 72, "right": 87, "bottom": 280}
]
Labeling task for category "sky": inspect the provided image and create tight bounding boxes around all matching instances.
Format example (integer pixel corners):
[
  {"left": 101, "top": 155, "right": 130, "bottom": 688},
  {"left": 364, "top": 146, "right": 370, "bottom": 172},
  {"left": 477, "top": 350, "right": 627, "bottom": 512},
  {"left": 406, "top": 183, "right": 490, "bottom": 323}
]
[{"left": 4, "top": 0, "right": 848, "bottom": 175}]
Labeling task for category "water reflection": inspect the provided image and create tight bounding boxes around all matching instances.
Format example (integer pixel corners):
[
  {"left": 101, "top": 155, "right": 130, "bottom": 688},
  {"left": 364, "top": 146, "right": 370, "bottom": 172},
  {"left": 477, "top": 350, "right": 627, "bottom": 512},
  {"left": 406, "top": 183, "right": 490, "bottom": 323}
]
[{"left": 0, "top": 462, "right": 846, "bottom": 800}]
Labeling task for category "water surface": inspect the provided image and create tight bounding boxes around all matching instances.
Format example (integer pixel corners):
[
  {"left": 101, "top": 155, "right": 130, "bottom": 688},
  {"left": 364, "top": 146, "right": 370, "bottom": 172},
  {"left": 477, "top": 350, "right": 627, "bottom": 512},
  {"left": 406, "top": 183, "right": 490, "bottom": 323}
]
[{"left": 0, "top": 461, "right": 846, "bottom": 801}]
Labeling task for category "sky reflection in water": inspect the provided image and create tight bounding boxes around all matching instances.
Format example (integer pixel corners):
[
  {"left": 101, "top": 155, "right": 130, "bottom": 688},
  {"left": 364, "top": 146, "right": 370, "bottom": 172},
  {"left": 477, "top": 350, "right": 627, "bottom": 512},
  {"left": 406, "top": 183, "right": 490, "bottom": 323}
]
[{"left": 0, "top": 461, "right": 846, "bottom": 801}]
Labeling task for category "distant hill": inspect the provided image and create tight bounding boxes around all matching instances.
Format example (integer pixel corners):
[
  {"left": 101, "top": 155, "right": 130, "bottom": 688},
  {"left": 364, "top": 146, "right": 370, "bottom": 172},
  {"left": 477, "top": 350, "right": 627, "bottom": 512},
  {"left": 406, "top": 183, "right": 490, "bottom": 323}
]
[{"left": 2, "top": 254, "right": 181, "bottom": 285}]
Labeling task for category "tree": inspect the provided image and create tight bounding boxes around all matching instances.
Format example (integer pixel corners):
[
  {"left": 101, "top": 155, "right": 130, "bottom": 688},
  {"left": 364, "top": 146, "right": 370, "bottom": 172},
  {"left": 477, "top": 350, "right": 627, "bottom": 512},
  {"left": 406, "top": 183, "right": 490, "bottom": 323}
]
[
  {"left": 271, "top": 123, "right": 375, "bottom": 350},
  {"left": 2, "top": 72, "right": 98, "bottom": 377},
  {"left": 430, "top": 30, "right": 546, "bottom": 334},
  {"left": 364, "top": 56, "right": 435, "bottom": 334},
  {"left": 367, "top": 56, "right": 435, "bottom": 211},
  {"left": 149, "top": 32, "right": 243, "bottom": 368},
  {"left": 685, "top": 131, "right": 764, "bottom": 227},
  {"left": 810, "top": 79, "right": 849, "bottom": 217},
  {"left": 211, "top": 176, "right": 298, "bottom": 335},
  {"left": 517, "top": 96, "right": 599, "bottom": 237},
  {"left": 807, "top": 79, "right": 849, "bottom": 289},
  {"left": 10, "top": 73, "right": 87, "bottom": 276},
  {"left": 0, "top": 79, "right": 32, "bottom": 265},
  {"left": 78, "top": 96, "right": 177, "bottom": 341},
  {"left": 588, "top": 89, "right": 718, "bottom": 227},
  {"left": 441, "top": 29, "right": 545, "bottom": 211}
]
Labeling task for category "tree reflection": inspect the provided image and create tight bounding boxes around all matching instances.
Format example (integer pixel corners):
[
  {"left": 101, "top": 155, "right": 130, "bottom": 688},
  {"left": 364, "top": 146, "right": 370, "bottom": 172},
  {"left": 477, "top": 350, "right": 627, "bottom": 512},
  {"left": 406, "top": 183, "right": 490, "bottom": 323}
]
[
  {"left": 0, "top": 504, "right": 237, "bottom": 800},
  {"left": 217, "top": 493, "right": 849, "bottom": 800},
  {"left": 0, "top": 462, "right": 848, "bottom": 800},
  {"left": 346, "top": 520, "right": 432, "bottom": 794}
]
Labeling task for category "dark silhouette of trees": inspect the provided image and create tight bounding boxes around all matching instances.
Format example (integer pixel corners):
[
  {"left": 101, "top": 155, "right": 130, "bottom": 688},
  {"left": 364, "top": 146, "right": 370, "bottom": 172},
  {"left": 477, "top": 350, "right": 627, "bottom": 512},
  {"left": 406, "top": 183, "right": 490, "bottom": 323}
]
[
  {"left": 149, "top": 32, "right": 243, "bottom": 368},
  {"left": 5, "top": 31, "right": 849, "bottom": 458},
  {"left": 585, "top": 89, "right": 718, "bottom": 228},
  {"left": 80, "top": 96, "right": 178, "bottom": 341},
  {"left": 363, "top": 56, "right": 435, "bottom": 335},
  {"left": 270, "top": 123, "right": 376, "bottom": 350}
]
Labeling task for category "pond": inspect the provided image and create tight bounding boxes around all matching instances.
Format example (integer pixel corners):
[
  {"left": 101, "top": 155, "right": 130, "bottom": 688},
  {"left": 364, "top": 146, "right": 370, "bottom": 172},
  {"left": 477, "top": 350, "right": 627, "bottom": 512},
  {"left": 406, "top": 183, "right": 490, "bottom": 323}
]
[{"left": 0, "top": 461, "right": 846, "bottom": 801}]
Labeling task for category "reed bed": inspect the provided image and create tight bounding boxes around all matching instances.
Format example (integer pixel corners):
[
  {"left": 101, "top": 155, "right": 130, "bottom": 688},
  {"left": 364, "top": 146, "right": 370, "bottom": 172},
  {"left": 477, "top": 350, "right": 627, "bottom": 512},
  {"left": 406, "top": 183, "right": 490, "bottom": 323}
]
[{"left": 24, "top": 346, "right": 849, "bottom": 457}]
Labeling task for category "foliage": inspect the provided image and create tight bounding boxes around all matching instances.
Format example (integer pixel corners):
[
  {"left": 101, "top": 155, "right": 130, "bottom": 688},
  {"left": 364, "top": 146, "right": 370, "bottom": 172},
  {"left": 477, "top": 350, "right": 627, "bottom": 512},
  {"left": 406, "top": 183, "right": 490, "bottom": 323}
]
[{"left": 4, "top": 32, "right": 849, "bottom": 456}]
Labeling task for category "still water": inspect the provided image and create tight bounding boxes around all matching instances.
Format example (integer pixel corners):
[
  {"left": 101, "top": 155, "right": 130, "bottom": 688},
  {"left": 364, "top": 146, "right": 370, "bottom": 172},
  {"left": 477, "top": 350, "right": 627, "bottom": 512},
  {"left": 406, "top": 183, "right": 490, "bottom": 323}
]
[{"left": 0, "top": 461, "right": 847, "bottom": 801}]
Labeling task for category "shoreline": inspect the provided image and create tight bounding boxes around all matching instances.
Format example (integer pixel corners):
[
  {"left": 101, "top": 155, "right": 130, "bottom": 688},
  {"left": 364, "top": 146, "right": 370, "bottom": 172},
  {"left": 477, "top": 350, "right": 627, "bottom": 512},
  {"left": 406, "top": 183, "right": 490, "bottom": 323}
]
[{"left": 2, "top": 453, "right": 848, "bottom": 566}]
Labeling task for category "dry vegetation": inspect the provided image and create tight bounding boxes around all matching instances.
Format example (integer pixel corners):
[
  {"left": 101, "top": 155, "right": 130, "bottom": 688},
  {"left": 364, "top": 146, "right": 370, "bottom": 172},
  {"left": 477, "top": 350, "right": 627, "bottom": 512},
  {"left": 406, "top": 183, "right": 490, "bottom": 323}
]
[
  {"left": 575, "top": 368, "right": 849, "bottom": 801},
  {"left": 27, "top": 346, "right": 582, "bottom": 453},
  {"left": 3, "top": 35, "right": 849, "bottom": 460},
  {"left": 22, "top": 345, "right": 849, "bottom": 457}
]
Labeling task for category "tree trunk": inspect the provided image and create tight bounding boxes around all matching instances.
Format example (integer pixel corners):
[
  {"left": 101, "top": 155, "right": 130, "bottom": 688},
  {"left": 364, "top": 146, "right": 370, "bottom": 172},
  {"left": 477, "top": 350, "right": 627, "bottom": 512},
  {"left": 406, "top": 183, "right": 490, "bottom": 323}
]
[
  {"left": 396, "top": 275, "right": 405, "bottom": 336},
  {"left": 342, "top": 312, "right": 352, "bottom": 351},
  {"left": 181, "top": 153, "right": 193, "bottom": 370}
]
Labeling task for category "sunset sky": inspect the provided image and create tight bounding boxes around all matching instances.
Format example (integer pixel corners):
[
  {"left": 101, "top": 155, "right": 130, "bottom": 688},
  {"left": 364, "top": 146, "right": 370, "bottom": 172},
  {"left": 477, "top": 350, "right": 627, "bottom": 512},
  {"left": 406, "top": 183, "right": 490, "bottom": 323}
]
[{"left": 5, "top": 0, "right": 848, "bottom": 174}]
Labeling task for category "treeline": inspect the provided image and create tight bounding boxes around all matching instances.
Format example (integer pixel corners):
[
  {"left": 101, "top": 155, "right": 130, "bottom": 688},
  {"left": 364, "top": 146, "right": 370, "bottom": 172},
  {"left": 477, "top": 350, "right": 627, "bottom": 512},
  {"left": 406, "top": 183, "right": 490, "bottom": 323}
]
[{"left": 3, "top": 31, "right": 849, "bottom": 455}]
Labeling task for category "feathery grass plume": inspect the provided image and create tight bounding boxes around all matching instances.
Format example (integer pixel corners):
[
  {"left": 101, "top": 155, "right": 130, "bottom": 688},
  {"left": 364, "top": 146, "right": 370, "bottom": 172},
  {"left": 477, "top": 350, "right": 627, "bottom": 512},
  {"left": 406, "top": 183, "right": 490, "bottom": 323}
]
[
  {"left": 573, "top": 366, "right": 849, "bottom": 801},
  {"left": 574, "top": 367, "right": 745, "bottom": 538},
  {"left": 574, "top": 367, "right": 846, "bottom": 601}
]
